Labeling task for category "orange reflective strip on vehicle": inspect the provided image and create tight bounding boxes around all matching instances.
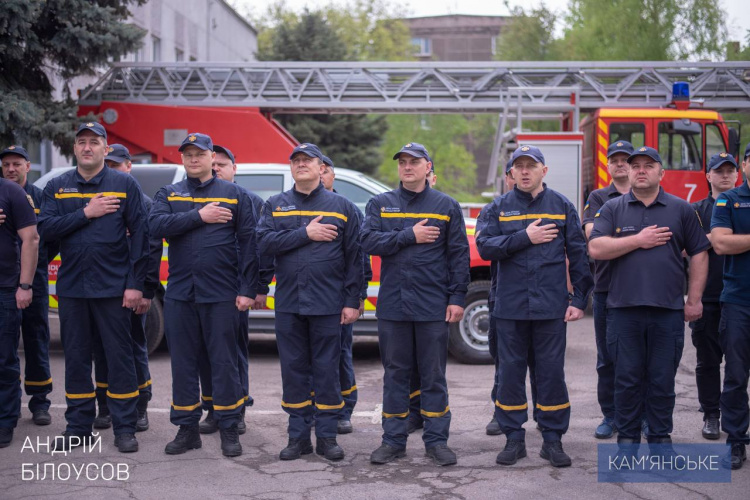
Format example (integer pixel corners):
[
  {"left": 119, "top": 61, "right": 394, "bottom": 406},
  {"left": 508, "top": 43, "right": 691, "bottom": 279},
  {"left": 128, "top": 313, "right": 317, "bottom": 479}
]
[
  {"left": 495, "top": 400, "right": 528, "bottom": 411},
  {"left": 172, "top": 401, "right": 202, "bottom": 411},
  {"left": 24, "top": 378, "right": 52, "bottom": 386},
  {"left": 272, "top": 210, "right": 348, "bottom": 222},
  {"left": 66, "top": 392, "right": 96, "bottom": 399},
  {"left": 420, "top": 406, "right": 450, "bottom": 418},
  {"left": 214, "top": 398, "right": 245, "bottom": 411},
  {"left": 536, "top": 402, "right": 571, "bottom": 411},
  {"left": 380, "top": 212, "right": 450, "bottom": 222},
  {"left": 107, "top": 389, "right": 139, "bottom": 399},
  {"left": 598, "top": 108, "right": 719, "bottom": 120}
]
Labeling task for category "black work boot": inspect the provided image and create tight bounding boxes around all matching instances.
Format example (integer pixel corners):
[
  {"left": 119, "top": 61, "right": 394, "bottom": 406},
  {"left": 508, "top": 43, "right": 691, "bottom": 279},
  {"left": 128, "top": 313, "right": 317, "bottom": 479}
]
[
  {"left": 485, "top": 417, "right": 503, "bottom": 436},
  {"left": 370, "top": 443, "right": 406, "bottom": 464},
  {"left": 94, "top": 407, "right": 112, "bottom": 430},
  {"left": 220, "top": 424, "right": 242, "bottom": 457},
  {"left": 115, "top": 433, "right": 139, "bottom": 453},
  {"left": 32, "top": 410, "right": 52, "bottom": 426},
  {"left": 136, "top": 401, "right": 149, "bottom": 432},
  {"left": 426, "top": 443, "right": 457, "bottom": 466},
  {"left": 52, "top": 432, "right": 93, "bottom": 452},
  {"left": 496, "top": 439, "right": 526, "bottom": 465},
  {"left": 726, "top": 443, "right": 747, "bottom": 470},
  {"left": 702, "top": 416, "right": 720, "bottom": 440},
  {"left": 199, "top": 409, "right": 218, "bottom": 434},
  {"left": 316, "top": 437, "right": 344, "bottom": 461},
  {"left": 540, "top": 440, "right": 572, "bottom": 467},
  {"left": 0, "top": 428, "right": 13, "bottom": 448},
  {"left": 279, "top": 438, "right": 313, "bottom": 460},
  {"left": 407, "top": 416, "right": 424, "bottom": 434},
  {"left": 165, "top": 425, "right": 202, "bottom": 455},
  {"left": 237, "top": 406, "right": 246, "bottom": 435},
  {"left": 337, "top": 419, "right": 353, "bottom": 434}
]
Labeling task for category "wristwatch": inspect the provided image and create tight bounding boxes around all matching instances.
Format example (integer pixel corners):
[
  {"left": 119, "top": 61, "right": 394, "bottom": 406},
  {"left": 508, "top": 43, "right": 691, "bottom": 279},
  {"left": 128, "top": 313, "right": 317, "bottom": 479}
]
[{"left": 19, "top": 283, "right": 32, "bottom": 290}]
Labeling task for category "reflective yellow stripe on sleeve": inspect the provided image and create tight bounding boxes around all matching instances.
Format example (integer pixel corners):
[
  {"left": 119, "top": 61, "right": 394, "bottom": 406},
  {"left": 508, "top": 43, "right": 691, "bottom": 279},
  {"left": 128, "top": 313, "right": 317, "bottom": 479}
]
[
  {"left": 272, "top": 210, "right": 348, "bottom": 222},
  {"left": 409, "top": 390, "right": 421, "bottom": 399},
  {"left": 420, "top": 406, "right": 450, "bottom": 418},
  {"left": 341, "top": 385, "right": 358, "bottom": 396},
  {"left": 55, "top": 192, "right": 127, "bottom": 199},
  {"left": 214, "top": 398, "right": 246, "bottom": 411},
  {"left": 498, "top": 213, "right": 566, "bottom": 222},
  {"left": 281, "top": 399, "right": 313, "bottom": 409},
  {"left": 138, "top": 379, "right": 152, "bottom": 390},
  {"left": 107, "top": 390, "right": 139, "bottom": 399},
  {"left": 381, "top": 212, "right": 450, "bottom": 221},
  {"left": 167, "top": 196, "right": 238, "bottom": 204},
  {"left": 172, "top": 401, "right": 202, "bottom": 411}
]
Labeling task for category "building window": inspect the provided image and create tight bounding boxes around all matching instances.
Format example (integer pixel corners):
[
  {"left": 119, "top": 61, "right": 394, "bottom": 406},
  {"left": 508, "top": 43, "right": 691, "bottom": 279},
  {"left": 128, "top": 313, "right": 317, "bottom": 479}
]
[
  {"left": 152, "top": 35, "right": 161, "bottom": 62},
  {"left": 175, "top": 48, "right": 184, "bottom": 62},
  {"left": 411, "top": 37, "right": 432, "bottom": 56},
  {"left": 491, "top": 36, "right": 497, "bottom": 56}
]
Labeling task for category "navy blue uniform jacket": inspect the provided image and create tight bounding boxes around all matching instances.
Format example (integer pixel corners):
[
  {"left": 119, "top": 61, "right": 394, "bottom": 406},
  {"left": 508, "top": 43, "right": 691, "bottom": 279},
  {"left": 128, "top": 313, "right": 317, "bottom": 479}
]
[
  {"left": 242, "top": 186, "right": 274, "bottom": 296},
  {"left": 38, "top": 166, "right": 147, "bottom": 298},
  {"left": 361, "top": 182, "right": 470, "bottom": 322},
  {"left": 257, "top": 182, "right": 363, "bottom": 316},
  {"left": 142, "top": 195, "right": 163, "bottom": 301},
  {"left": 23, "top": 182, "right": 59, "bottom": 288},
  {"left": 149, "top": 174, "right": 258, "bottom": 303},
  {"left": 476, "top": 184, "right": 593, "bottom": 320}
]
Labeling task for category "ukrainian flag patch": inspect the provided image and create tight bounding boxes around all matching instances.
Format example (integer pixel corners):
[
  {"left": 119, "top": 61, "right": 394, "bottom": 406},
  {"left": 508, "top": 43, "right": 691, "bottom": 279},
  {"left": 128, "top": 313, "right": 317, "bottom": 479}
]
[
  {"left": 716, "top": 200, "right": 728, "bottom": 207},
  {"left": 594, "top": 209, "right": 601, "bottom": 218}
]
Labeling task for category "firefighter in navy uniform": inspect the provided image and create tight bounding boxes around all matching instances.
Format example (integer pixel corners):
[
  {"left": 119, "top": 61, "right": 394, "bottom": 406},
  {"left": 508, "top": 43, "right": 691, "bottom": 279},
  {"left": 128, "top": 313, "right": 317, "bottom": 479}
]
[
  {"left": 689, "top": 153, "right": 740, "bottom": 441},
  {"left": 320, "top": 154, "right": 372, "bottom": 434},
  {"left": 476, "top": 145, "right": 593, "bottom": 468},
  {"left": 198, "top": 144, "right": 272, "bottom": 435},
  {"left": 38, "top": 122, "right": 148, "bottom": 453},
  {"left": 1, "top": 145, "right": 56, "bottom": 427},
  {"left": 362, "top": 142, "right": 470, "bottom": 467},
  {"left": 711, "top": 144, "right": 750, "bottom": 469},
  {"left": 581, "top": 140, "right": 633, "bottom": 440},
  {"left": 589, "top": 146, "right": 709, "bottom": 451},
  {"left": 150, "top": 133, "right": 259, "bottom": 458},
  {"left": 91, "top": 144, "right": 162, "bottom": 433},
  {"left": 257, "top": 143, "right": 362, "bottom": 462},
  {"left": 0, "top": 175, "right": 39, "bottom": 449}
]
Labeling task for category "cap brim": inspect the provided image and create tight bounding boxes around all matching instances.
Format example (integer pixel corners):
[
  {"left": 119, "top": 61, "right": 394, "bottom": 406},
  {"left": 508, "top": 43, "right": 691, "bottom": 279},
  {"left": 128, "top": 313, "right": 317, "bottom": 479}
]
[
  {"left": 179, "top": 143, "right": 210, "bottom": 152},
  {"left": 607, "top": 149, "right": 632, "bottom": 158},
  {"left": 0, "top": 151, "right": 29, "bottom": 161},
  {"left": 709, "top": 160, "right": 739, "bottom": 170},
  {"left": 513, "top": 153, "right": 544, "bottom": 164},
  {"left": 289, "top": 150, "right": 319, "bottom": 160},
  {"left": 105, "top": 155, "right": 128, "bottom": 162},
  {"left": 393, "top": 150, "right": 428, "bottom": 160}
]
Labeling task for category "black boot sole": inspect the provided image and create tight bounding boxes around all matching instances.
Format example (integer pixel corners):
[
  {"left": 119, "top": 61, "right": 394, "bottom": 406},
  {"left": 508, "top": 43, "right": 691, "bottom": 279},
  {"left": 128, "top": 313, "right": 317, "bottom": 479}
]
[
  {"left": 496, "top": 448, "right": 526, "bottom": 465},
  {"left": 279, "top": 445, "right": 313, "bottom": 460},
  {"left": 165, "top": 441, "right": 202, "bottom": 455},
  {"left": 540, "top": 449, "right": 572, "bottom": 467}
]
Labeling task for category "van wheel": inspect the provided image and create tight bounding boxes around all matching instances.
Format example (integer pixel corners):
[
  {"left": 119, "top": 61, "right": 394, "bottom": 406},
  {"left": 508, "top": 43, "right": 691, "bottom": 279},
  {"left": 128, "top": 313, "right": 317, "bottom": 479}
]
[
  {"left": 448, "top": 280, "right": 493, "bottom": 364},
  {"left": 145, "top": 297, "right": 165, "bottom": 355}
]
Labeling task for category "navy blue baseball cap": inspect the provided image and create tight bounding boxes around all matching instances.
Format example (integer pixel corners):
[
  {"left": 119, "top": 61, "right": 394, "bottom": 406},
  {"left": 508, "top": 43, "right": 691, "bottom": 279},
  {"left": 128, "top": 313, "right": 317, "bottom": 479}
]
[
  {"left": 707, "top": 152, "right": 739, "bottom": 171},
  {"left": 0, "top": 145, "right": 30, "bottom": 161},
  {"left": 744, "top": 142, "right": 750, "bottom": 160},
  {"left": 321, "top": 154, "right": 334, "bottom": 168},
  {"left": 104, "top": 144, "right": 131, "bottom": 163},
  {"left": 607, "top": 140, "right": 634, "bottom": 158},
  {"left": 627, "top": 146, "right": 663, "bottom": 164},
  {"left": 213, "top": 145, "right": 235, "bottom": 164},
  {"left": 289, "top": 143, "right": 325, "bottom": 162},
  {"left": 505, "top": 158, "right": 513, "bottom": 174},
  {"left": 511, "top": 145, "right": 545, "bottom": 165},
  {"left": 393, "top": 142, "right": 430, "bottom": 160},
  {"left": 179, "top": 133, "right": 213, "bottom": 152},
  {"left": 76, "top": 121, "right": 107, "bottom": 139}
]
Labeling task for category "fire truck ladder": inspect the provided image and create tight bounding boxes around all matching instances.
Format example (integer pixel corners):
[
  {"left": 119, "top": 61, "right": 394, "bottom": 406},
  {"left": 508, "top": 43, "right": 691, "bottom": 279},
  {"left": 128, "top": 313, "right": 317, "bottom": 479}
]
[{"left": 80, "top": 61, "right": 750, "bottom": 184}]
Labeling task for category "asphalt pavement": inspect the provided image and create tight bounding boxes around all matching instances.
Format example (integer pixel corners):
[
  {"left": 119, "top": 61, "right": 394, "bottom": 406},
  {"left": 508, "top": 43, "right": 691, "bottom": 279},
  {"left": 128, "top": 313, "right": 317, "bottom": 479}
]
[{"left": 0, "top": 314, "right": 748, "bottom": 499}]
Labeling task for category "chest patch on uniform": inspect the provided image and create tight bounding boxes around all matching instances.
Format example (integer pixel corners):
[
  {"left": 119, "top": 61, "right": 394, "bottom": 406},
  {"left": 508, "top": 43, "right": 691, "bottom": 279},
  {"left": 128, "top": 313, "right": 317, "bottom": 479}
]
[
  {"left": 620, "top": 226, "right": 636, "bottom": 233},
  {"left": 60, "top": 187, "right": 78, "bottom": 194},
  {"left": 736, "top": 202, "right": 750, "bottom": 209},
  {"left": 275, "top": 205, "right": 297, "bottom": 212},
  {"left": 381, "top": 207, "right": 400, "bottom": 213}
]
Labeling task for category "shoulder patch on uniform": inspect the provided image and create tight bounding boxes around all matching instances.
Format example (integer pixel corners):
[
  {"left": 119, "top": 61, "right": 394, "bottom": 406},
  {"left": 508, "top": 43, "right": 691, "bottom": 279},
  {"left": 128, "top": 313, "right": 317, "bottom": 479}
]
[
  {"left": 26, "top": 194, "right": 35, "bottom": 209},
  {"left": 716, "top": 199, "right": 727, "bottom": 207},
  {"left": 594, "top": 209, "right": 601, "bottom": 218},
  {"left": 584, "top": 202, "right": 590, "bottom": 211}
]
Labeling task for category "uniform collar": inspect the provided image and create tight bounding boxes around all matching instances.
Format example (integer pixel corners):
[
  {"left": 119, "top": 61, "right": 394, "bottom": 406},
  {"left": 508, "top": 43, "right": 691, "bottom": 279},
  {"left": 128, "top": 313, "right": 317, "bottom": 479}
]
[
  {"left": 513, "top": 183, "right": 547, "bottom": 203},
  {"left": 293, "top": 180, "right": 324, "bottom": 200},
  {"left": 626, "top": 186, "right": 667, "bottom": 207},
  {"left": 398, "top": 180, "right": 430, "bottom": 201},
  {"left": 74, "top": 165, "right": 107, "bottom": 185},
  {"left": 187, "top": 171, "right": 217, "bottom": 189},
  {"left": 605, "top": 183, "right": 624, "bottom": 198},
  {"left": 738, "top": 181, "right": 750, "bottom": 197},
  {"left": 22, "top": 180, "right": 33, "bottom": 194}
]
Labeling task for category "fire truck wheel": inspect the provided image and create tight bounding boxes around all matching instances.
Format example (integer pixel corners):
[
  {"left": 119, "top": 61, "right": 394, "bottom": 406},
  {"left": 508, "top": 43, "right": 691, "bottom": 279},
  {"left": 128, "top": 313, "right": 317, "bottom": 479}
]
[
  {"left": 448, "top": 280, "right": 493, "bottom": 365},
  {"left": 145, "top": 297, "right": 165, "bottom": 355}
]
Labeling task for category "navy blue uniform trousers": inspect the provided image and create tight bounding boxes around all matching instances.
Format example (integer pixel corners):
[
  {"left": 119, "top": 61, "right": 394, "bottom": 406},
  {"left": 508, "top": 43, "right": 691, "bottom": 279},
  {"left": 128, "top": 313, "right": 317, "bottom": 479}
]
[
  {"left": 593, "top": 291, "right": 615, "bottom": 420},
  {"left": 690, "top": 302, "right": 723, "bottom": 419},
  {"left": 200, "top": 309, "right": 253, "bottom": 411},
  {"left": 94, "top": 310, "right": 152, "bottom": 412},
  {"left": 339, "top": 322, "right": 357, "bottom": 419},
  {"left": 0, "top": 288, "right": 22, "bottom": 429},
  {"left": 58, "top": 297, "right": 138, "bottom": 435},
  {"left": 276, "top": 312, "right": 343, "bottom": 439},
  {"left": 607, "top": 306, "right": 684, "bottom": 442},
  {"left": 379, "top": 319, "right": 450, "bottom": 449},
  {"left": 20, "top": 281, "right": 52, "bottom": 413},
  {"left": 720, "top": 303, "right": 750, "bottom": 445},
  {"left": 494, "top": 318, "right": 569, "bottom": 442},
  {"left": 165, "top": 299, "right": 242, "bottom": 429}
]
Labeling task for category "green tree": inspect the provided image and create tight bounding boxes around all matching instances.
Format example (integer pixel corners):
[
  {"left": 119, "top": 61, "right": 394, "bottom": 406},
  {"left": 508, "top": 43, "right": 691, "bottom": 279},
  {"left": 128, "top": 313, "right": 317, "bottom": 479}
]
[
  {"left": 562, "top": 0, "right": 727, "bottom": 61},
  {"left": 255, "top": 2, "right": 411, "bottom": 174},
  {"left": 0, "top": 0, "right": 146, "bottom": 155},
  {"left": 495, "top": 3, "right": 561, "bottom": 61},
  {"left": 377, "top": 115, "right": 479, "bottom": 200}
]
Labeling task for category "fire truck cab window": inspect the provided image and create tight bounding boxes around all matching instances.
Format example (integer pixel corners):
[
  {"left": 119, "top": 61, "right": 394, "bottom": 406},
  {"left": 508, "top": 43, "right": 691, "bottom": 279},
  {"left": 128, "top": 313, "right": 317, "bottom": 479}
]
[
  {"left": 131, "top": 167, "right": 181, "bottom": 198},
  {"left": 234, "top": 174, "right": 284, "bottom": 201},
  {"left": 705, "top": 124, "right": 725, "bottom": 161},
  {"left": 609, "top": 122, "right": 645, "bottom": 149},
  {"left": 331, "top": 179, "right": 374, "bottom": 213},
  {"left": 658, "top": 121, "right": 702, "bottom": 171}
]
